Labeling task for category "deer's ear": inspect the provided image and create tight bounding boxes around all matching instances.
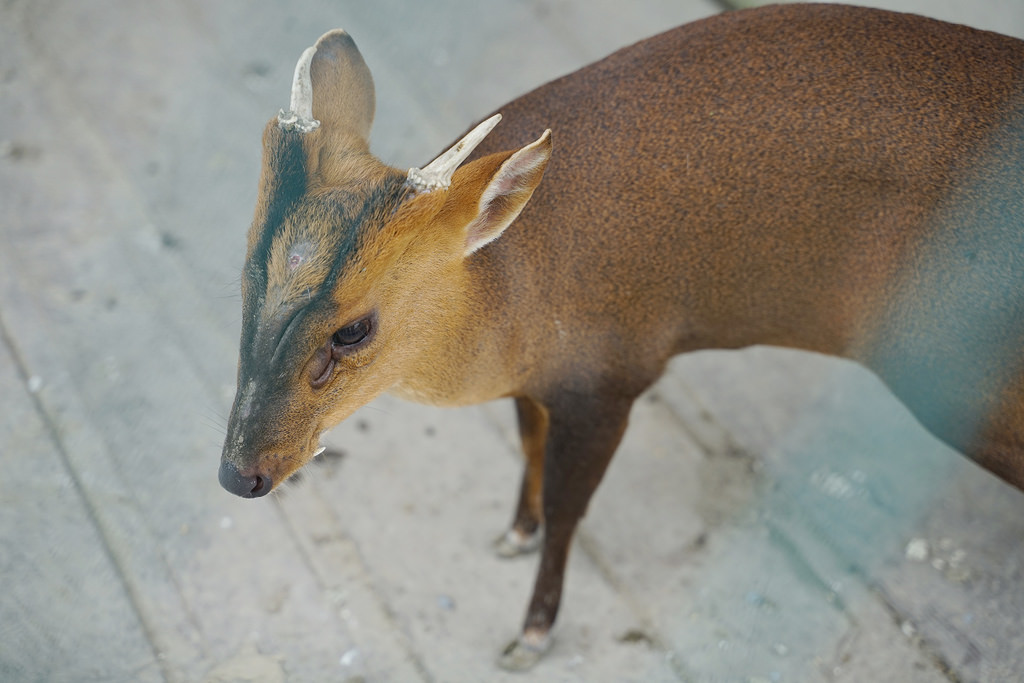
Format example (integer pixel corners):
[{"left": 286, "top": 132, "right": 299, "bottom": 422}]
[
  {"left": 450, "top": 130, "right": 552, "bottom": 256},
  {"left": 277, "top": 29, "right": 375, "bottom": 148},
  {"left": 306, "top": 29, "right": 375, "bottom": 149}
]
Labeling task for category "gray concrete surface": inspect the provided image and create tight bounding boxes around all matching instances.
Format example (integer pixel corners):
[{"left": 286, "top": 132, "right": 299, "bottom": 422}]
[{"left": 2, "top": 1, "right": 1024, "bottom": 681}]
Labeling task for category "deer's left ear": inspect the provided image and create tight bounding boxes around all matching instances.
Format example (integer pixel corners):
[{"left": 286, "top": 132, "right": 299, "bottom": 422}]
[{"left": 451, "top": 130, "right": 552, "bottom": 256}]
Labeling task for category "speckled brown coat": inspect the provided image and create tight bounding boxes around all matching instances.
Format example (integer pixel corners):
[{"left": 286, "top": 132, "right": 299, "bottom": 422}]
[{"left": 466, "top": 5, "right": 1024, "bottom": 482}]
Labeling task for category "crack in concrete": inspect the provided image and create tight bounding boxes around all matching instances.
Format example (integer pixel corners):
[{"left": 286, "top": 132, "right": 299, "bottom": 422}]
[{"left": 0, "top": 305, "right": 174, "bottom": 683}]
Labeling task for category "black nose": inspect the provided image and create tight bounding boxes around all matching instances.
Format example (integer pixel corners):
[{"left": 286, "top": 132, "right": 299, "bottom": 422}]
[{"left": 219, "top": 459, "right": 272, "bottom": 498}]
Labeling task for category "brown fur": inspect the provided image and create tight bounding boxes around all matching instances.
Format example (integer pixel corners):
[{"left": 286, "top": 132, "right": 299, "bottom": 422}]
[{"left": 222, "top": 4, "right": 1024, "bottom": 670}]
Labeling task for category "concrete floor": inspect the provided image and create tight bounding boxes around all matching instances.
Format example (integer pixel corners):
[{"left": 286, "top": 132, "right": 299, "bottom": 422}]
[{"left": 2, "top": 1, "right": 1024, "bottom": 681}]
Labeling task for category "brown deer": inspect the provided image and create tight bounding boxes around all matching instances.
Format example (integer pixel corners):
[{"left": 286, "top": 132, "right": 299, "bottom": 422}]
[{"left": 219, "top": 4, "right": 1024, "bottom": 670}]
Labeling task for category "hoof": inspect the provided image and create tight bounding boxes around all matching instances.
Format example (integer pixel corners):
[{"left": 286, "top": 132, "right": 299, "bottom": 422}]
[
  {"left": 497, "top": 632, "right": 551, "bottom": 671},
  {"left": 494, "top": 527, "right": 543, "bottom": 559}
]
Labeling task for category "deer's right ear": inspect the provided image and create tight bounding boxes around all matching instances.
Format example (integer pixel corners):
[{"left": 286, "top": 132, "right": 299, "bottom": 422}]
[
  {"left": 448, "top": 130, "right": 553, "bottom": 256},
  {"left": 278, "top": 29, "right": 375, "bottom": 152}
]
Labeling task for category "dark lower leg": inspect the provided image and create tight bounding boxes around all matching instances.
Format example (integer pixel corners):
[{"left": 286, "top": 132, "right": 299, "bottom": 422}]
[
  {"left": 499, "top": 391, "right": 632, "bottom": 669},
  {"left": 512, "top": 396, "right": 548, "bottom": 533},
  {"left": 496, "top": 397, "right": 549, "bottom": 557}
]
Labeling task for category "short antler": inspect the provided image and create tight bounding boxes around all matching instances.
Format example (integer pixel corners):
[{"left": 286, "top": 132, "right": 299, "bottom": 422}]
[
  {"left": 278, "top": 45, "right": 320, "bottom": 133},
  {"left": 407, "top": 113, "right": 503, "bottom": 192}
]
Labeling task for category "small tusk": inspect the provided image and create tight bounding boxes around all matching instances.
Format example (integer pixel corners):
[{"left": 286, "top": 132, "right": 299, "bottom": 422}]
[{"left": 313, "top": 445, "right": 327, "bottom": 457}]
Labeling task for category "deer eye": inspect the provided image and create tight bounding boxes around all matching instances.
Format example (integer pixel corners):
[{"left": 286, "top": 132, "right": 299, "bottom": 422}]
[
  {"left": 310, "top": 314, "right": 376, "bottom": 388},
  {"left": 331, "top": 316, "right": 373, "bottom": 355}
]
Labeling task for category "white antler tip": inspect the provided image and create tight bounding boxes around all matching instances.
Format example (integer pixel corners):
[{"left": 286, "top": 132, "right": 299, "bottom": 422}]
[
  {"left": 406, "top": 113, "right": 503, "bottom": 193},
  {"left": 278, "top": 44, "right": 321, "bottom": 133}
]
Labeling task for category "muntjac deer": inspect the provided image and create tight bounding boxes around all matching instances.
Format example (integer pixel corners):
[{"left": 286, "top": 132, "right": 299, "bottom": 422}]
[{"left": 220, "top": 3, "right": 1024, "bottom": 670}]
